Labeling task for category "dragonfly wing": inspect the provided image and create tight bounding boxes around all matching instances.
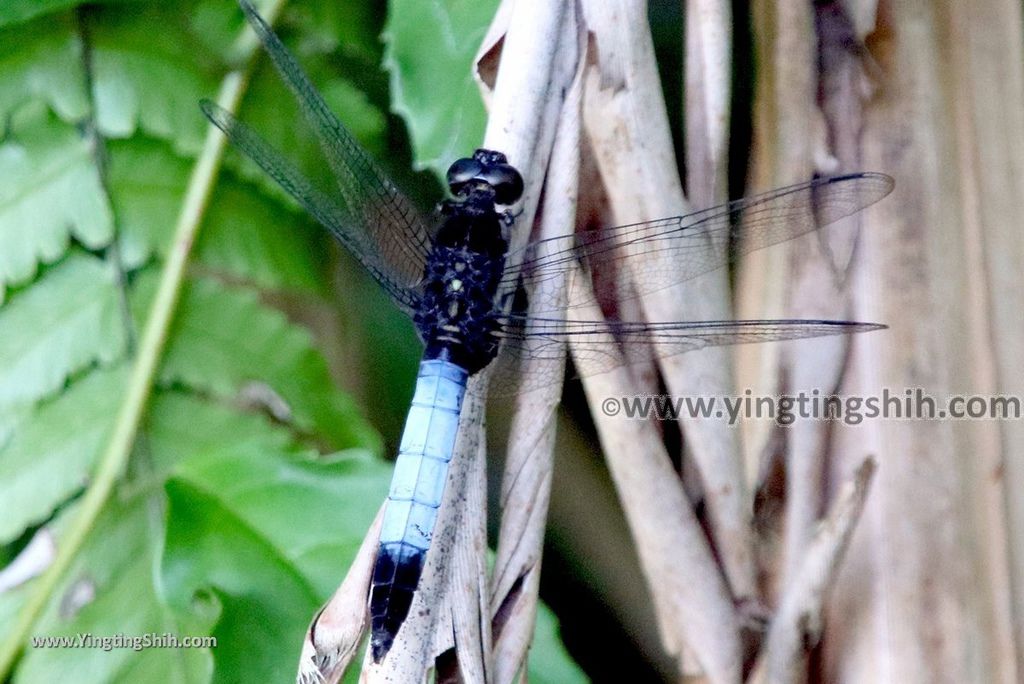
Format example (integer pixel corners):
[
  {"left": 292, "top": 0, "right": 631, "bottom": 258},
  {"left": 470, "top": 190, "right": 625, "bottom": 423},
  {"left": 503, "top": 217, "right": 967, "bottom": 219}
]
[
  {"left": 205, "top": 0, "right": 434, "bottom": 307},
  {"left": 503, "top": 173, "right": 894, "bottom": 316},
  {"left": 202, "top": 102, "right": 422, "bottom": 312},
  {"left": 488, "top": 315, "right": 885, "bottom": 396}
]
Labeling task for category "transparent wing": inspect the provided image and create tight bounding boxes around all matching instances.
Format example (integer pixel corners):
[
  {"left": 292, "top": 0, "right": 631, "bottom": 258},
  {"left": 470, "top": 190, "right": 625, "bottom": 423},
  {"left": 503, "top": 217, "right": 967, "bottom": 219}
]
[
  {"left": 503, "top": 173, "right": 894, "bottom": 315},
  {"left": 488, "top": 316, "right": 885, "bottom": 396},
  {"left": 202, "top": 0, "right": 433, "bottom": 311},
  {"left": 202, "top": 102, "right": 422, "bottom": 312}
]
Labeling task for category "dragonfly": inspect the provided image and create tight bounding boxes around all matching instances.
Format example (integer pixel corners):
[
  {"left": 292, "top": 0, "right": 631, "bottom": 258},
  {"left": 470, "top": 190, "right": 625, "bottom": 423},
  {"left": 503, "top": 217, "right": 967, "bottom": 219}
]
[{"left": 202, "top": 0, "right": 893, "bottom": 663}]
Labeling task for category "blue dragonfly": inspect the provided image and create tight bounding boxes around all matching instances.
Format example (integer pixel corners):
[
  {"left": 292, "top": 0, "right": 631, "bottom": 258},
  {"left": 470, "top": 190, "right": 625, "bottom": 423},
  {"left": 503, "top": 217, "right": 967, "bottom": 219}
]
[{"left": 202, "top": 0, "right": 893, "bottom": 663}]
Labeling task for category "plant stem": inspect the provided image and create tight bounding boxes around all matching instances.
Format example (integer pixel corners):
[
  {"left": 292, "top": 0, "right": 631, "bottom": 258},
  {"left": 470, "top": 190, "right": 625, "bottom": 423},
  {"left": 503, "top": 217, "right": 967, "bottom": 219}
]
[{"left": 0, "top": 0, "right": 286, "bottom": 675}]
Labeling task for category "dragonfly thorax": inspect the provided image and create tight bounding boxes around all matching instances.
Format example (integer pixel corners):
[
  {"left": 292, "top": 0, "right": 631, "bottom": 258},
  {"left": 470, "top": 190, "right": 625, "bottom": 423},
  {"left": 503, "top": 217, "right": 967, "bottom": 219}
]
[
  {"left": 414, "top": 150, "right": 522, "bottom": 374},
  {"left": 417, "top": 179, "right": 509, "bottom": 370},
  {"left": 416, "top": 235, "right": 506, "bottom": 374}
]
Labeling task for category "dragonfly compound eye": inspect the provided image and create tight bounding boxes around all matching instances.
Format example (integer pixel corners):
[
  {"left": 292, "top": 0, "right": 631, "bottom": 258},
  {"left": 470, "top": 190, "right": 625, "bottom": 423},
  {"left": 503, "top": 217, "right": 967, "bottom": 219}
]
[
  {"left": 446, "top": 157, "right": 484, "bottom": 195},
  {"left": 482, "top": 163, "right": 524, "bottom": 205}
]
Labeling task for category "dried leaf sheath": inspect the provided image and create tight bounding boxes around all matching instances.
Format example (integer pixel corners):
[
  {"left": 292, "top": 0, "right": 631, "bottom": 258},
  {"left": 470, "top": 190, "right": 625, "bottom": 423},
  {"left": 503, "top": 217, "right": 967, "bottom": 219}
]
[{"left": 489, "top": 17, "right": 585, "bottom": 684}]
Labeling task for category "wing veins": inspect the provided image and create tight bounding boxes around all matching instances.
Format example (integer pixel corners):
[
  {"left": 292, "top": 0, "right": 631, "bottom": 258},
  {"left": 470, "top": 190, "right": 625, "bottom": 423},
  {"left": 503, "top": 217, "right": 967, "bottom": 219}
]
[
  {"left": 502, "top": 173, "right": 894, "bottom": 296},
  {"left": 201, "top": 101, "right": 420, "bottom": 311}
]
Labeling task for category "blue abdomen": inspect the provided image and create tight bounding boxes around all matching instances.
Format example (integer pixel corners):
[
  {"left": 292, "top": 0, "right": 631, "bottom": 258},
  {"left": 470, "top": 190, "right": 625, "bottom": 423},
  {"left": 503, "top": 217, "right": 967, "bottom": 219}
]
[{"left": 369, "top": 359, "right": 468, "bottom": 660}]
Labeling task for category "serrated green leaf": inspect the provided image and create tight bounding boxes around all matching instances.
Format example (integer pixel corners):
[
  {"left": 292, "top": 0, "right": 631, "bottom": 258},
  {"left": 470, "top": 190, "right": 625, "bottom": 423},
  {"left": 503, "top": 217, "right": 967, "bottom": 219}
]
[
  {"left": 91, "top": 6, "right": 222, "bottom": 154},
  {"left": 0, "top": 102, "right": 114, "bottom": 295},
  {"left": 103, "top": 137, "right": 188, "bottom": 269},
  {"left": 383, "top": 0, "right": 498, "bottom": 178},
  {"left": 162, "top": 278, "right": 380, "bottom": 452},
  {"left": 106, "top": 136, "right": 327, "bottom": 292},
  {"left": 0, "top": 13, "right": 88, "bottom": 122},
  {"left": 12, "top": 495, "right": 215, "bottom": 684},
  {"left": 163, "top": 444, "right": 390, "bottom": 683},
  {"left": 0, "top": 252, "right": 126, "bottom": 409},
  {"left": 0, "top": 366, "right": 126, "bottom": 545}
]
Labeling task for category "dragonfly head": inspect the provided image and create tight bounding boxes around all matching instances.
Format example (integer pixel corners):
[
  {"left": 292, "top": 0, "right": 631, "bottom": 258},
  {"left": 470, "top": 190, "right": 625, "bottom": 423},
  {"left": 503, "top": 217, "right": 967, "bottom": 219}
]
[{"left": 446, "top": 149, "right": 524, "bottom": 206}]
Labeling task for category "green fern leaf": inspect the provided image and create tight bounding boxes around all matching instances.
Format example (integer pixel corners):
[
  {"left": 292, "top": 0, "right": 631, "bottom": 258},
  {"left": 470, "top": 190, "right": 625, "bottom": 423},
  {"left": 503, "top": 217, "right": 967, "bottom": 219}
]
[
  {"left": 107, "top": 137, "right": 327, "bottom": 293},
  {"left": 90, "top": 6, "right": 222, "bottom": 154},
  {"left": 0, "top": 103, "right": 113, "bottom": 296},
  {"left": 0, "top": 14, "right": 88, "bottom": 122},
  {"left": 0, "top": 367, "right": 126, "bottom": 545},
  {"left": 0, "top": 253, "right": 126, "bottom": 408},
  {"left": 160, "top": 277, "right": 379, "bottom": 451}
]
